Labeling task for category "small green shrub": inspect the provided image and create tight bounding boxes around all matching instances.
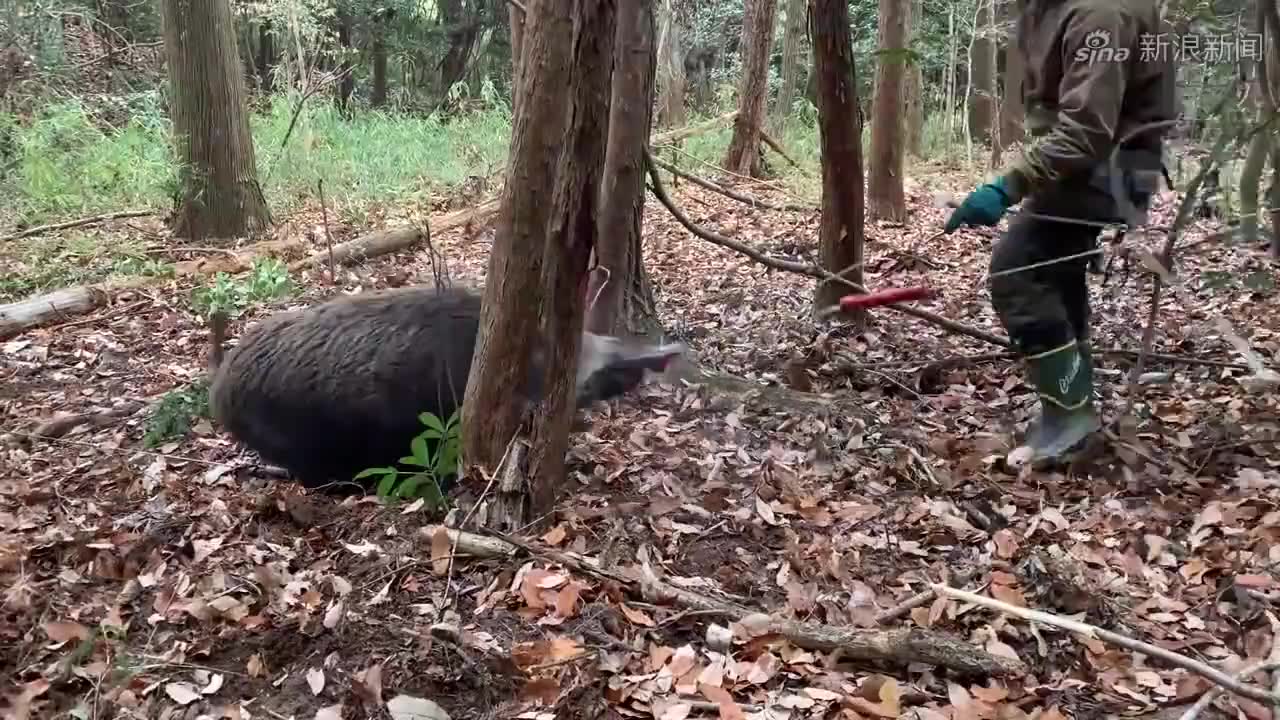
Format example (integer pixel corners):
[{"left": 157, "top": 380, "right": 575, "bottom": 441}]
[
  {"left": 356, "top": 410, "right": 461, "bottom": 509},
  {"left": 190, "top": 258, "right": 295, "bottom": 319},
  {"left": 144, "top": 380, "right": 210, "bottom": 448}
]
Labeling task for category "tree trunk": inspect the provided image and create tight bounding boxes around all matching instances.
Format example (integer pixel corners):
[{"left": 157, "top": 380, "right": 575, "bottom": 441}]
[
  {"left": 722, "top": 0, "right": 779, "bottom": 177},
  {"left": 371, "top": 23, "right": 388, "bottom": 107},
  {"left": 944, "top": 5, "right": 957, "bottom": 145},
  {"left": 969, "top": 0, "right": 995, "bottom": 143},
  {"left": 256, "top": 21, "right": 275, "bottom": 93},
  {"left": 772, "top": 0, "right": 806, "bottom": 133},
  {"left": 588, "top": 0, "right": 661, "bottom": 337},
  {"left": 654, "top": 0, "right": 686, "bottom": 128},
  {"left": 905, "top": 62, "right": 924, "bottom": 157},
  {"left": 462, "top": 0, "right": 578, "bottom": 475},
  {"left": 510, "top": 2, "right": 526, "bottom": 114},
  {"left": 811, "top": 0, "right": 866, "bottom": 327},
  {"left": 335, "top": 9, "right": 355, "bottom": 114},
  {"left": 867, "top": 0, "right": 910, "bottom": 221},
  {"left": 440, "top": 0, "right": 480, "bottom": 100},
  {"left": 997, "top": 0, "right": 1024, "bottom": 149},
  {"left": 160, "top": 0, "right": 271, "bottom": 242},
  {"left": 527, "top": 0, "right": 616, "bottom": 522}
]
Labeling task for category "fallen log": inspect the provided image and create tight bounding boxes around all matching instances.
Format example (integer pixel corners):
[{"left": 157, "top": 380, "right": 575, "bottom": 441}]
[
  {"left": 0, "top": 287, "right": 109, "bottom": 340},
  {"left": 289, "top": 224, "right": 429, "bottom": 272},
  {"left": 0, "top": 209, "right": 155, "bottom": 243},
  {"left": 419, "top": 525, "right": 1025, "bottom": 677}
]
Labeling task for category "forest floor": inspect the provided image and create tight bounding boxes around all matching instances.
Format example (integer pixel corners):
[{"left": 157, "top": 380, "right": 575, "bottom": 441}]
[{"left": 1, "top": 163, "right": 1279, "bottom": 720}]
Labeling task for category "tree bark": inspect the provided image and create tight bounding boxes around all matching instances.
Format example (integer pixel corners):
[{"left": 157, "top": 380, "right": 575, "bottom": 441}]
[
  {"left": 867, "top": 0, "right": 910, "bottom": 221},
  {"left": 335, "top": 8, "right": 355, "bottom": 114},
  {"left": 527, "top": 0, "right": 616, "bottom": 522},
  {"left": 256, "top": 21, "right": 275, "bottom": 93},
  {"left": 811, "top": 0, "right": 866, "bottom": 327},
  {"left": 160, "top": 0, "right": 271, "bottom": 242},
  {"left": 722, "top": 0, "right": 779, "bottom": 177},
  {"left": 654, "top": 0, "right": 686, "bottom": 128},
  {"left": 588, "top": 0, "right": 660, "bottom": 337},
  {"left": 509, "top": 1, "right": 526, "bottom": 116},
  {"left": 371, "top": 20, "right": 388, "bottom": 107},
  {"left": 440, "top": 0, "right": 480, "bottom": 100},
  {"left": 772, "top": 0, "right": 806, "bottom": 133},
  {"left": 968, "top": 0, "right": 996, "bottom": 143},
  {"left": 997, "top": 0, "right": 1024, "bottom": 149},
  {"left": 462, "top": 0, "right": 577, "bottom": 474}
]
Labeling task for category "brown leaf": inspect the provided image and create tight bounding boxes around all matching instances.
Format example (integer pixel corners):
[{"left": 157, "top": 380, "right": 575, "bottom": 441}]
[
  {"left": 910, "top": 606, "right": 932, "bottom": 627},
  {"left": 430, "top": 527, "right": 451, "bottom": 576},
  {"left": 554, "top": 582, "right": 582, "bottom": 618},
  {"left": 992, "top": 529, "right": 1019, "bottom": 559},
  {"left": 246, "top": 654, "right": 265, "bottom": 678},
  {"left": 668, "top": 645, "right": 697, "bottom": 676},
  {"left": 519, "top": 676, "right": 561, "bottom": 705},
  {"left": 619, "top": 603, "right": 655, "bottom": 627},
  {"left": 989, "top": 583, "right": 1026, "bottom": 608},
  {"left": 541, "top": 524, "right": 569, "bottom": 546},
  {"left": 1237, "top": 574, "right": 1277, "bottom": 589},
  {"left": 8, "top": 679, "right": 50, "bottom": 720},
  {"left": 352, "top": 663, "right": 384, "bottom": 706},
  {"left": 44, "top": 621, "right": 91, "bottom": 644},
  {"left": 699, "top": 684, "right": 744, "bottom": 720},
  {"left": 970, "top": 685, "right": 1008, "bottom": 703}
]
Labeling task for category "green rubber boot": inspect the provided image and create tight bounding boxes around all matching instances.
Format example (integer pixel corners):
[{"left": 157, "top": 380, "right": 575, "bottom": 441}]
[{"left": 1023, "top": 340, "right": 1101, "bottom": 462}]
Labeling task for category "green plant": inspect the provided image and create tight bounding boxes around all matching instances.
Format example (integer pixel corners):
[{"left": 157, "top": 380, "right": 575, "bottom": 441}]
[
  {"left": 190, "top": 258, "right": 295, "bottom": 319},
  {"left": 144, "top": 380, "right": 210, "bottom": 448},
  {"left": 356, "top": 410, "right": 461, "bottom": 509}
]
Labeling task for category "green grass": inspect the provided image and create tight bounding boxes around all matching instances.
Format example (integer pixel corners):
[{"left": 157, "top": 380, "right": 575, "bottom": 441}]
[
  {"left": 0, "top": 231, "right": 173, "bottom": 302},
  {"left": 0, "top": 92, "right": 514, "bottom": 231}
]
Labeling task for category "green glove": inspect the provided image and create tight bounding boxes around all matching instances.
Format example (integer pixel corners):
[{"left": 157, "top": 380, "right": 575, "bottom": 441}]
[{"left": 944, "top": 176, "right": 1013, "bottom": 233}]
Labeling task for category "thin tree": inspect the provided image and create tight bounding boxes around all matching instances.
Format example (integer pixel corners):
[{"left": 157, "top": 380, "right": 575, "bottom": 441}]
[
  {"left": 969, "top": 0, "right": 996, "bottom": 143},
  {"left": 722, "top": 0, "right": 779, "bottom": 177},
  {"left": 997, "top": 0, "right": 1024, "bottom": 149},
  {"left": 462, "top": 0, "right": 615, "bottom": 528},
  {"left": 811, "top": 0, "right": 866, "bottom": 327},
  {"left": 654, "top": 0, "right": 685, "bottom": 128},
  {"left": 772, "top": 0, "right": 806, "bottom": 133},
  {"left": 867, "top": 0, "right": 911, "bottom": 221},
  {"left": 160, "top": 0, "right": 271, "bottom": 241},
  {"left": 588, "top": 0, "right": 661, "bottom": 336}
]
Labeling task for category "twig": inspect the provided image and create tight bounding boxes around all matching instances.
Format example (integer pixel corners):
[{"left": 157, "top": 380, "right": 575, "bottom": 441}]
[
  {"left": 45, "top": 300, "right": 152, "bottom": 334},
  {"left": 1178, "top": 661, "right": 1280, "bottom": 720},
  {"left": 648, "top": 155, "right": 814, "bottom": 212},
  {"left": 932, "top": 584, "right": 1280, "bottom": 706},
  {"left": 317, "top": 179, "right": 336, "bottom": 284},
  {"left": 758, "top": 128, "right": 805, "bottom": 171},
  {"left": 643, "top": 147, "right": 1012, "bottom": 349},
  {"left": 1, "top": 210, "right": 154, "bottom": 243}
]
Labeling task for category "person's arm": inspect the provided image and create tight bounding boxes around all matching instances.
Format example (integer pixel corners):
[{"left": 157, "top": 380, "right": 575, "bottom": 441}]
[{"left": 1002, "top": 7, "right": 1135, "bottom": 202}]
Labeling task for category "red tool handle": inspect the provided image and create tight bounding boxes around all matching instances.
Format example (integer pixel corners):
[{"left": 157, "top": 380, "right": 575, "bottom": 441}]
[{"left": 839, "top": 286, "right": 933, "bottom": 310}]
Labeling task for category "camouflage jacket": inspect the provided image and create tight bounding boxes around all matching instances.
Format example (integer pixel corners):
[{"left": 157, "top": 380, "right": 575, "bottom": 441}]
[{"left": 1002, "top": 0, "right": 1177, "bottom": 202}]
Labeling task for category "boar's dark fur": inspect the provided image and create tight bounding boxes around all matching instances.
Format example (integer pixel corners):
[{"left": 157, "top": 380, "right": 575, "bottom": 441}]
[{"left": 211, "top": 286, "right": 509, "bottom": 492}]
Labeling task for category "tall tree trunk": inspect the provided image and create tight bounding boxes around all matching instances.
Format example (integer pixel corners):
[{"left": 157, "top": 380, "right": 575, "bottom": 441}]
[
  {"left": 997, "top": 0, "right": 1023, "bottom": 149},
  {"left": 722, "top": 0, "right": 779, "bottom": 177},
  {"left": 811, "top": 0, "right": 866, "bottom": 327},
  {"left": 654, "top": 0, "right": 686, "bottom": 128},
  {"left": 588, "top": 0, "right": 660, "bottom": 336},
  {"left": 867, "top": 0, "right": 910, "bottom": 221},
  {"left": 944, "top": 5, "right": 957, "bottom": 145},
  {"left": 440, "top": 0, "right": 480, "bottom": 100},
  {"left": 160, "top": 0, "right": 271, "bottom": 241},
  {"left": 905, "top": 62, "right": 924, "bottom": 157},
  {"left": 371, "top": 19, "right": 388, "bottom": 107},
  {"left": 462, "top": 0, "right": 578, "bottom": 477},
  {"left": 772, "top": 0, "right": 806, "bottom": 133},
  {"left": 969, "top": 0, "right": 995, "bottom": 143},
  {"left": 510, "top": 2, "right": 526, "bottom": 115},
  {"left": 525, "top": 0, "right": 616, "bottom": 524},
  {"left": 335, "top": 9, "right": 355, "bottom": 114},
  {"left": 256, "top": 21, "right": 275, "bottom": 93}
]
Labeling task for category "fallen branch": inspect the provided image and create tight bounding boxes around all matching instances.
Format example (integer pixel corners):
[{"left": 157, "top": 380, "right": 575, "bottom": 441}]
[
  {"left": 451, "top": 526, "right": 1023, "bottom": 676},
  {"left": 1178, "top": 661, "right": 1280, "bottom": 720},
  {"left": 0, "top": 287, "right": 110, "bottom": 340},
  {"left": 643, "top": 147, "right": 1012, "bottom": 349},
  {"left": 1, "top": 210, "right": 154, "bottom": 243},
  {"left": 289, "top": 222, "right": 428, "bottom": 273},
  {"left": 933, "top": 584, "right": 1280, "bottom": 706},
  {"left": 652, "top": 111, "right": 739, "bottom": 145},
  {"left": 648, "top": 154, "right": 814, "bottom": 212},
  {"left": 758, "top": 129, "right": 803, "bottom": 170}
]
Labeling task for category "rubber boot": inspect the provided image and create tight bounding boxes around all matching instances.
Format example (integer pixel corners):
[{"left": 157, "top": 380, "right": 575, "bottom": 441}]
[{"left": 1023, "top": 340, "right": 1101, "bottom": 462}]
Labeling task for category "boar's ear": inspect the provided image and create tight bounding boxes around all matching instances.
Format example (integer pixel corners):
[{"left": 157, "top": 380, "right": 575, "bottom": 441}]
[{"left": 575, "top": 335, "right": 685, "bottom": 406}]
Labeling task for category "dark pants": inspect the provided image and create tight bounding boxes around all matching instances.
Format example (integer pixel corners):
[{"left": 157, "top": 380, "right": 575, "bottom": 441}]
[{"left": 989, "top": 163, "right": 1157, "bottom": 356}]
